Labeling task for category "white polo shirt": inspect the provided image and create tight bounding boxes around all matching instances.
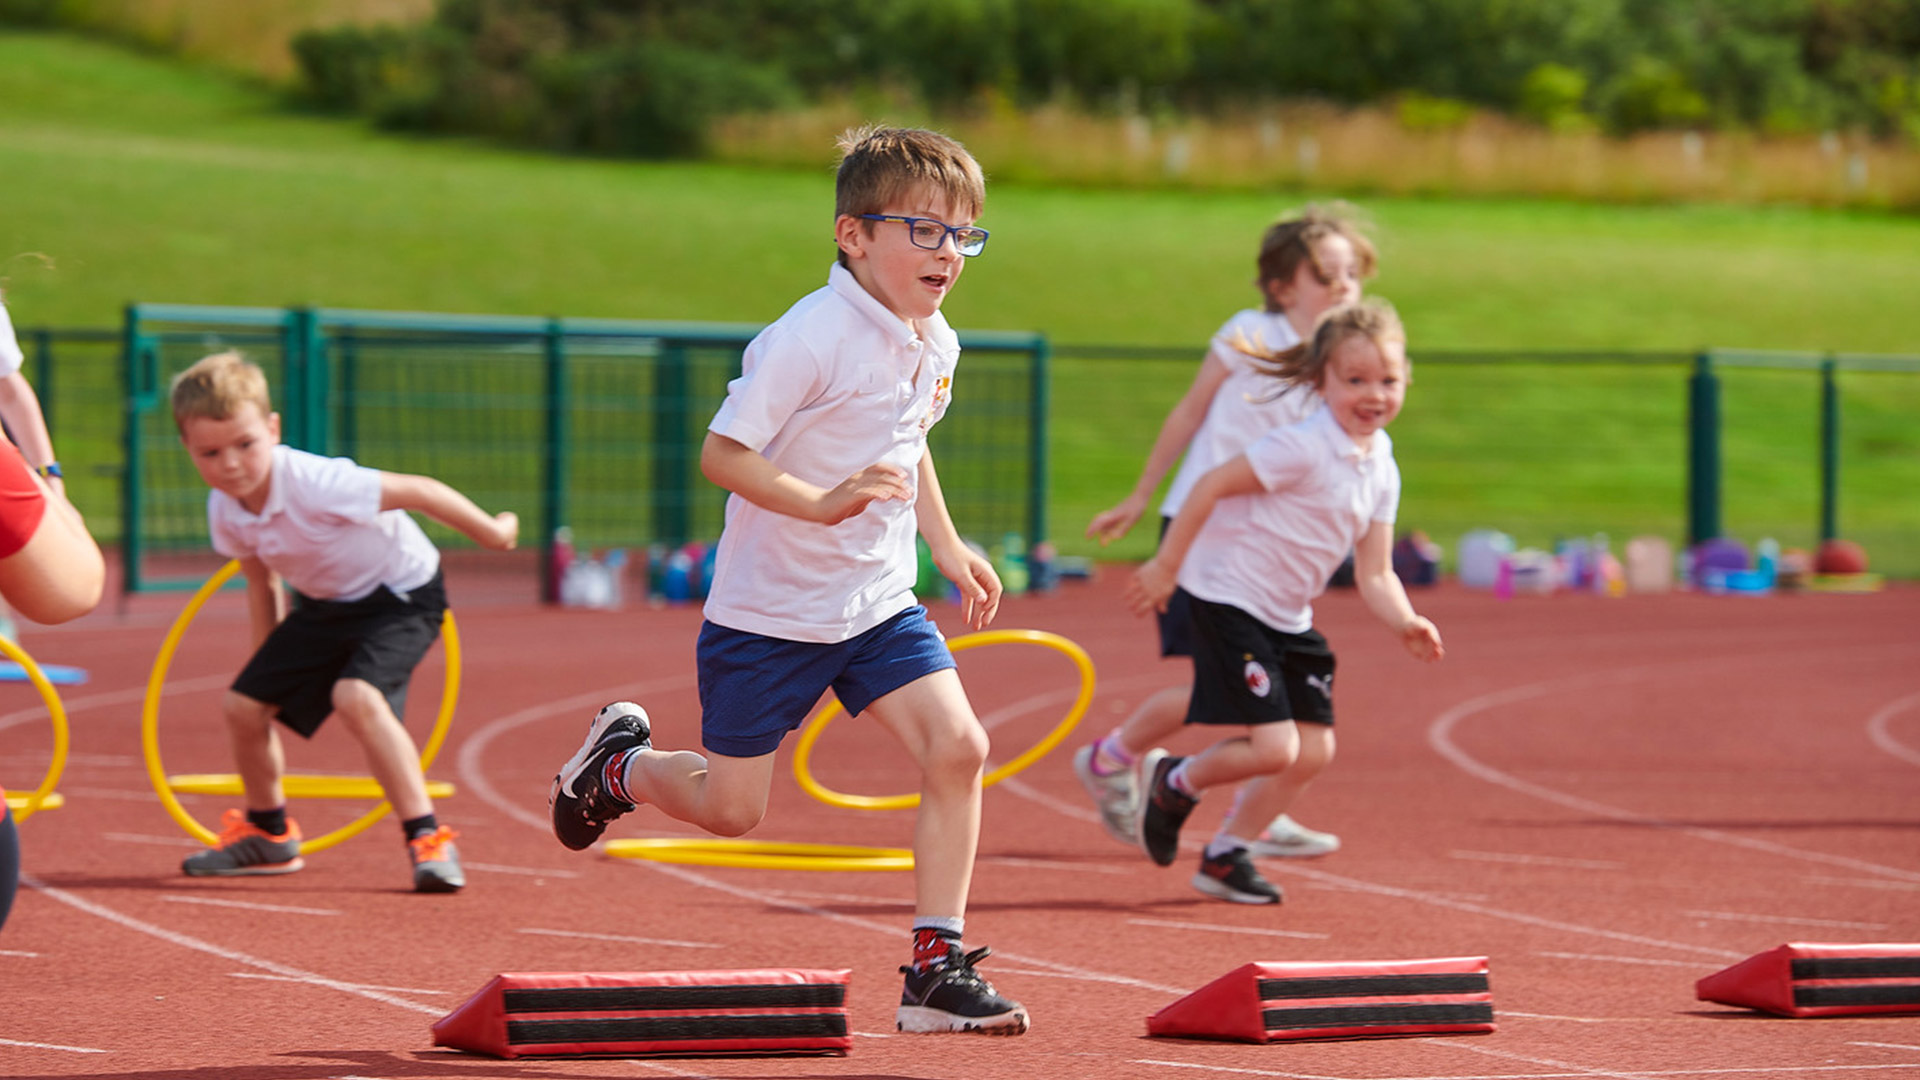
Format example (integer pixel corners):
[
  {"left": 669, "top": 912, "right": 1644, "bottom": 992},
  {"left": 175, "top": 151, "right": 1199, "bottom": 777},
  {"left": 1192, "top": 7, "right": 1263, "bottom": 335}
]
[
  {"left": 703, "top": 263, "right": 958, "bottom": 643},
  {"left": 0, "top": 303, "right": 24, "bottom": 378},
  {"left": 1178, "top": 406, "right": 1399, "bottom": 634},
  {"left": 208, "top": 445, "right": 439, "bottom": 602},
  {"left": 1160, "top": 309, "right": 1317, "bottom": 517}
]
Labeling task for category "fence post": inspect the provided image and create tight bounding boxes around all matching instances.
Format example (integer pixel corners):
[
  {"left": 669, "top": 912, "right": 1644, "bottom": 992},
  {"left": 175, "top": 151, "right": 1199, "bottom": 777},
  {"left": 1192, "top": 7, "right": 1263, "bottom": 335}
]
[
  {"left": 120, "top": 305, "right": 155, "bottom": 595},
  {"left": 651, "top": 340, "right": 691, "bottom": 548},
  {"left": 337, "top": 329, "right": 359, "bottom": 460},
  {"left": 540, "top": 318, "right": 570, "bottom": 604},
  {"left": 1819, "top": 355, "right": 1838, "bottom": 543},
  {"left": 1028, "top": 334, "right": 1050, "bottom": 549},
  {"left": 28, "top": 328, "right": 52, "bottom": 431},
  {"left": 1687, "top": 351, "right": 1721, "bottom": 545}
]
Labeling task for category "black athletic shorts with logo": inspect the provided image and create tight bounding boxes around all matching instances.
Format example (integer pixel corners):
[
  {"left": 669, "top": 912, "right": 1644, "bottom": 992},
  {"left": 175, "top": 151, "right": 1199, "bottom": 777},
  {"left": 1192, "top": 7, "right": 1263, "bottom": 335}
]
[
  {"left": 1184, "top": 592, "right": 1336, "bottom": 729},
  {"left": 232, "top": 570, "right": 446, "bottom": 738}
]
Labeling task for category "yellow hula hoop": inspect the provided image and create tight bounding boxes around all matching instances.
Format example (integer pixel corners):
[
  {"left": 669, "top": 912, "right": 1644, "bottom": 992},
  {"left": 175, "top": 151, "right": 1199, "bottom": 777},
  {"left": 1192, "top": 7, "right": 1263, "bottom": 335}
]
[
  {"left": 791, "top": 628, "right": 1096, "bottom": 812},
  {"left": 604, "top": 838, "right": 914, "bottom": 872},
  {"left": 0, "top": 636, "right": 69, "bottom": 823},
  {"left": 141, "top": 559, "right": 461, "bottom": 855}
]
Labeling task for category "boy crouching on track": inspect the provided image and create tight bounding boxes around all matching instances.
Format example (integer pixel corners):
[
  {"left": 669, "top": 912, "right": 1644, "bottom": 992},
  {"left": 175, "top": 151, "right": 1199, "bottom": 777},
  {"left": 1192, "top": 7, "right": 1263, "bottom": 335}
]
[
  {"left": 548, "top": 126, "right": 1029, "bottom": 1034},
  {"left": 169, "top": 351, "right": 519, "bottom": 892}
]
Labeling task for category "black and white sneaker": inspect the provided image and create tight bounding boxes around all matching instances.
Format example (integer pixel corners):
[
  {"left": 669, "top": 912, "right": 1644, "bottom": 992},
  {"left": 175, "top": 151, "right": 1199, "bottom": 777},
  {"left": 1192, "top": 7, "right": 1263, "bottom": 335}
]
[
  {"left": 549, "top": 702, "right": 651, "bottom": 850},
  {"left": 1137, "top": 750, "right": 1196, "bottom": 867},
  {"left": 1192, "top": 846, "right": 1283, "bottom": 904},
  {"left": 897, "top": 945, "right": 1030, "bottom": 1035}
]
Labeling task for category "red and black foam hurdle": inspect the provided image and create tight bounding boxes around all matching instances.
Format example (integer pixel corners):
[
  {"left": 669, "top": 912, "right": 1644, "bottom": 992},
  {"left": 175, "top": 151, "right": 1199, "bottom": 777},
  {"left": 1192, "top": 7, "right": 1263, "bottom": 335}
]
[
  {"left": 432, "top": 969, "right": 852, "bottom": 1058},
  {"left": 1148, "top": 956, "right": 1494, "bottom": 1043},
  {"left": 1697, "top": 943, "right": 1920, "bottom": 1018}
]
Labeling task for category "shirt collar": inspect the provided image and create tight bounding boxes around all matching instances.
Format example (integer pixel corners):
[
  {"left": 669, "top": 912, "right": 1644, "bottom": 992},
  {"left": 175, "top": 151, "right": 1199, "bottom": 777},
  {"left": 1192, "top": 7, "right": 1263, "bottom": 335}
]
[
  {"left": 1308, "top": 404, "right": 1377, "bottom": 463},
  {"left": 827, "top": 263, "right": 959, "bottom": 360},
  {"left": 242, "top": 444, "right": 291, "bottom": 521}
]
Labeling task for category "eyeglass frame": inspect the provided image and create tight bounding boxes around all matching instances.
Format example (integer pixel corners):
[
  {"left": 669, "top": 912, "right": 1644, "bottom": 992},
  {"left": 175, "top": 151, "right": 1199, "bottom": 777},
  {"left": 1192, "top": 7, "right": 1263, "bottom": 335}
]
[{"left": 856, "top": 214, "right": 990, "bottom": 257}]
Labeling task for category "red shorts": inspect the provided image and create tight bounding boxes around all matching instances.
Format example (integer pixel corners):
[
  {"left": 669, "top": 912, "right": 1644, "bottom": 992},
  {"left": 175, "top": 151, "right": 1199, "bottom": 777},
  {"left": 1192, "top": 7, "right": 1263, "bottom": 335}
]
[{"left": 0, "top": 443, "right": 47, "bottom": 559}]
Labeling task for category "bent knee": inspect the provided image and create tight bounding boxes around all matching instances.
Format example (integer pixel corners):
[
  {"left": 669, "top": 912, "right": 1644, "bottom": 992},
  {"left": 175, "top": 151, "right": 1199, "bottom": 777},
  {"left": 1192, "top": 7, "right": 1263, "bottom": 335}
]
[
  {"left": 924, "top": 725, "right": 989, "bottom": 781},
  {"left": 706, "top": 803, "right": 767, "bottom": 838},
  {"left": 221, "top": 691, "right": 272, "bottom": 729}
]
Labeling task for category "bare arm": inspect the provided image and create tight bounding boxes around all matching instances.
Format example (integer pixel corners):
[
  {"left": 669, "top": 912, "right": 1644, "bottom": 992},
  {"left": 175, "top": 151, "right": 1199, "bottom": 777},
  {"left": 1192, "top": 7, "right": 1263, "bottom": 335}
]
[
  {"left": 1123, "top": 453, "right": 1262, "bottom": 616},
  {"left": 1085, "top": 354, "right": 1232, "bottom": 545},
  {"left": 0, "top": 470, "right": 103, "bottom": 624},
  {"left": 0, "top": 372, "right": 63, "bottom": 498},
  {"left": 236, "top": 556, "right": 286, "bottom": 649},
  {"left": 699, "top": 430, "right": 912, "bottom": 525},
  {"left": 1352, "top": 522, "right": 1443, "bottom": 661},
  {"left": 914, "top": 448, "right": 999, "bottom": 629},
  {"left": 379, "top": 472, "right": 518, "bottom": 550}
]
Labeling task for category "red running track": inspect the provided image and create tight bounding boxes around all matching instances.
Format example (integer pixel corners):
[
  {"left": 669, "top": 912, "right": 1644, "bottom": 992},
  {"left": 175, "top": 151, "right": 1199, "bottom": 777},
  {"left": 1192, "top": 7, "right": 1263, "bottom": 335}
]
[{"left": 3, "top": 563, "right": 1918, "bottom": 1078}]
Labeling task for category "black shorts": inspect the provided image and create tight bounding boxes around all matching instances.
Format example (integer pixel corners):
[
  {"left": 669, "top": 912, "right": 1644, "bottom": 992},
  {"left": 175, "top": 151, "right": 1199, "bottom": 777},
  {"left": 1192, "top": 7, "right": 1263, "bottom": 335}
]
[
  {"left": 1185, "top": 594, "right": 1335, "bottom": 729},
  {"left": 1154, "top": 517, "right": 1195, "bottom": 658},
  {"left": 232, "top": 571, "right": 447, "bottom": 738}
]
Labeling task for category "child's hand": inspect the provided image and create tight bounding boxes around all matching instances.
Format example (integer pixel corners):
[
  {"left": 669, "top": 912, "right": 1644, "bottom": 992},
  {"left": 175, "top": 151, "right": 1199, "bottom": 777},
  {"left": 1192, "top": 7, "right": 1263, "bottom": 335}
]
[
  {"left": 818, "top": 463, "right": 912, "bottom": 525},
  {"left": 1400, "top": 616, "right": 1444, "bottom": 662},
  {"left": 1086, "top": 493, "right": 1147, "bottom": 546},
  {"left": 488, "top": 511, "right": 520, "bottom": 551},
  {"left": 942, "top": 546, "right": 1002, "bottom": 630},
  {"left": 1124, "top": 557, "right": 1176, "bottom": 617}
]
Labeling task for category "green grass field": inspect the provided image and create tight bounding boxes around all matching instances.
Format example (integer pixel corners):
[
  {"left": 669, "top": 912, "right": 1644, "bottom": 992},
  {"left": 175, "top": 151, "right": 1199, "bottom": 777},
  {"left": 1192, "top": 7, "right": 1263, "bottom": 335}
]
[{"left": 4, "top": 32, "right": 1917, "bottom": 573}]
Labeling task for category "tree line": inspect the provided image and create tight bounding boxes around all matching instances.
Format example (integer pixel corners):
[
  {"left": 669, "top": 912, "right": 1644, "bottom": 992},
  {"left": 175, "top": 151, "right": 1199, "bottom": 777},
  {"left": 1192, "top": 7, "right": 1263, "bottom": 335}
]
[{"left": 286, "top": 0, "right": 1920, "bottom": 158}]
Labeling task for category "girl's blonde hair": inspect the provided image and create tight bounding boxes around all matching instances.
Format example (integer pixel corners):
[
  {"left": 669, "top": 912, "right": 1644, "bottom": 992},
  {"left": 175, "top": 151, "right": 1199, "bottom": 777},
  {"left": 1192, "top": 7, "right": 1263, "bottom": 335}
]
[
  {"left": 168, "top": 350, "right": 272, "bottom": 435},
  {"left": 1255, "top": 202, "right": 1378, "bottom": 310},
  {"left": 1242, "top": 298, "right": 1407, "bottom": 393}
]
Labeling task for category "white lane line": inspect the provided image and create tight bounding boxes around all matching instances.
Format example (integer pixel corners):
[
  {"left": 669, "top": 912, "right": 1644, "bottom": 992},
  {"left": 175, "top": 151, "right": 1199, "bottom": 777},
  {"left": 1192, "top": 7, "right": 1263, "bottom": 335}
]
[
  {"left": 0, "top": 673, "right": 230, "bottom": 731},
  {"left": 1805, "top": 875, "right": 1920, "bottom": 892},
  {"left": 162, "top": 895, "right": 341, "bottom": 917},
  {"left": 19, "top": 872, "right": 442, "bottom": 1015},
  {"left": 1681, "top": 909, "right": 1888, "bottom": 930},
  {"left": 1499, "top": 1011, "right": 1628, "bottom": 1023},
  {"left": 1536, "top": 951, "right": 1713, "bottom": 969},
  {"left": 1428, "top": 666, "right": 1920, "bottom": 884},
  {"left": 0, "top": 948, "right": 39, "bottom": 957},
  {"left": 104, "top": 832, "right": 203, "bottom": 848},
  {"left": 1451, "top": 850, "right": 1626, "bottom": 870},
  {"left": 519, "top": 927, "right": 722, "bottom": 950},
  {"left": 460, "top": 861, "right": 582, "bottom": 878},
  {"left": 229, "top": 972, "right": 449, "bottom": 994},
  {"left": 978, "top": 854, "right": 1130, "bottom": 874},
  {"left": 1851, "top": 1043, "right": 1920, "bottom": 1053},
  {"left": 763, "top": 888, "right": 912, "bottom": 907},
  {"left": 1866, "top": 692, "right": 1920, "bottom": 767},
  {"left": 0, "top": 1036, "right": 110, "bottom": 1053},
  {"left": 1432, "top": 1035, "right": 1696, "bottom": 1079},
  {"left": 1128, "top": 916, "right": 1329, "bottom": 940}
]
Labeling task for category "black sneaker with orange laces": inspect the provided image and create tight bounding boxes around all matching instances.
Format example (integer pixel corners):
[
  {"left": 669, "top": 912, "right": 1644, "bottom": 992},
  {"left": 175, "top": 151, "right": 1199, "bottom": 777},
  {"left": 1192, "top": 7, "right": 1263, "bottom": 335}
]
[
  {"left": 182, "top": 809, "right": 304, "bottom": 877},
  {"left": 408, "top": 825, "right": 465, "bottom": 893}
]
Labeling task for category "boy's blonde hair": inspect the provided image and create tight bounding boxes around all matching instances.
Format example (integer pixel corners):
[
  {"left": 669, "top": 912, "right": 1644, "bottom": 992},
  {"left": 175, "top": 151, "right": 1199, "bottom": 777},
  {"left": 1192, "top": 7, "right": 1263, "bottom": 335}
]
[
  {"left": 834, "top": 125, "right": 985, "bottom": 266},
  {"left": 1255, "top": 202, "right": 1378, "bottom": 309},
  {"left": 1245, "top": 298, "right": 1406, "bottom": 392},
  {"left": 169, "top": 350, "right": 272, "bottom": 435}
]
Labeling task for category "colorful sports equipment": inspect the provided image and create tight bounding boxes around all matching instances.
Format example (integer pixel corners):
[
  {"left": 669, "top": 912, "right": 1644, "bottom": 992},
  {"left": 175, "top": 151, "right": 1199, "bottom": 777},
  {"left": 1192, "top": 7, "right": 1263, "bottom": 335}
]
[
  {"left": 433, "top": 969, "right": 852, "bottom": 1058},
  {"left": 1697, "top": 942, "right": 1920, "bottom": 1017},
  {"left": 0, "top": 636, "right": 69, "bottom": 822},
  {"left": 791, "top": 628, "right": 1094, "bottom": 811},
  {"left": 1148, "top": 957, "right": 1494, "bottom": 1042},
  {"left": 142, "top": 560, "right": 460, "bottom": 854}
]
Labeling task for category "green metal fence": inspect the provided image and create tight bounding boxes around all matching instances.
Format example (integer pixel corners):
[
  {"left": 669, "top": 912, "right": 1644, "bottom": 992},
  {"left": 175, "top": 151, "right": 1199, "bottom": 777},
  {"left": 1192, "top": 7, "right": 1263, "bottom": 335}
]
[{"left": 120, "top": 304, "right": 1049, "bottom": 595}]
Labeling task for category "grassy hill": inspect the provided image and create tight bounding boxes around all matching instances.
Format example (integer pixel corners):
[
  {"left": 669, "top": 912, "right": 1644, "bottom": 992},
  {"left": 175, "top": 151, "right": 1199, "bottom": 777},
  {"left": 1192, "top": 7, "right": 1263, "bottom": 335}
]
[{"left": 3, "top": 31, "right": 1916, "bottom": 572}]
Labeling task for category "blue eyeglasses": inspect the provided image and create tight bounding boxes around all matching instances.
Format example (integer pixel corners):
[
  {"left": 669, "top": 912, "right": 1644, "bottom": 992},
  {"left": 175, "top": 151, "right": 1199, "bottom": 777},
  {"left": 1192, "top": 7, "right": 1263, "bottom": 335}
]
[{"left": 858, "top": 214, "right": 990, "bottom": 257}]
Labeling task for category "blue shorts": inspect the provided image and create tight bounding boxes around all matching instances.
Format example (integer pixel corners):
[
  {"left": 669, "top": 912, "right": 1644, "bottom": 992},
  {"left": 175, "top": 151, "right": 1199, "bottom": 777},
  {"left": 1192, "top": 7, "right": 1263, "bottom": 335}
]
[
  {"left": 1154, "top": 518, "right": 1195, "bottom": 658},
  {"left": 696, "top": 605, "right": 956, "bottom": 758}
]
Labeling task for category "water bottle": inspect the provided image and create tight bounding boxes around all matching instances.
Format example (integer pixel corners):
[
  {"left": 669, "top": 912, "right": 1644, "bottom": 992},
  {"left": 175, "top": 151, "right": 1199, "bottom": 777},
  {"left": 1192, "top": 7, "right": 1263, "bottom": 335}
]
[{"left": 999, "top": 531, "right": 1029, "bottom": 596}]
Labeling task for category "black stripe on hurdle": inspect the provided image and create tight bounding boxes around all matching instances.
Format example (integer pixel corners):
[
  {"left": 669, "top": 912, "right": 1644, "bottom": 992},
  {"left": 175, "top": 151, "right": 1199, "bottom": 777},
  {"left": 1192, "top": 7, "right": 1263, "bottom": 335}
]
[
  {"left": 1791, "top": 957, "right": 1920, "bottom": 981},
  {"left": 1258, "top": 974, "right": 1489, "bottom": 1001},
  {"left": 508, "top": 1012, "right": 849, "bottom": 1046},
  {"left": 1263, "top": 1002, "right": 1495, "bottom": 1032},
  {"left": 1793, "top": 984, "right": 1920, "bottom": 1008},
  {"left": 504, "top": 982, "right": 846, "bottom": 1013}
]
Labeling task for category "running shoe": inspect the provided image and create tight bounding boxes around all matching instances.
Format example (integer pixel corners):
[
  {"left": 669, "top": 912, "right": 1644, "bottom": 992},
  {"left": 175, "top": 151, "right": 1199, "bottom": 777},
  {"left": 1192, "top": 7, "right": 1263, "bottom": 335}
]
[
  {"left": 1072, "top": 743, "right": 1138, "bottom": 846},
  {"left": 1247, "top": 813, "right": 1341, "bottom": 858},
  {"left": 1137, "top": 750, "right": 1196, "bottom": 867},
  {"left": 897, "top": 944, "right": 1030, "bottom": 1035},
  {"left": 182, "top": 809, "right": 304, "bottom": 877},
  {"left": 550, "top": 701, "right": 651, "bottom": 850},
  {"left": 408, "top": 825, "right": 465, "bottom": 893},
  {"left": 1192, "top": 846, "right": 1283, "bottom": 904}
]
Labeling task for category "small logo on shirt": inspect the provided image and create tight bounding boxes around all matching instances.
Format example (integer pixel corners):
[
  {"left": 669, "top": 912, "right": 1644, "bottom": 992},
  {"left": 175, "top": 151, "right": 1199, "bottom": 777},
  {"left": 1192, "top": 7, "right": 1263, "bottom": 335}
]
[
  {"left": 1306, "top": 672, "right": 1333, "bottom": 700},
  {"left": 1244, "top": 660, "right": 1272, "bottom": 698},
  {"left": 919, "top": 375, "right": 952, "bottom": 434}
]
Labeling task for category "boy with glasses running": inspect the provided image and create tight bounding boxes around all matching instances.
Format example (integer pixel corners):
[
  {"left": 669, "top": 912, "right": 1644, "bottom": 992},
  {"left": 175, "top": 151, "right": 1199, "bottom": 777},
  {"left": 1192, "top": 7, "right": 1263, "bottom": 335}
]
[{"left": 549, "top": 126, "right": 1028, "bottom": 1035}]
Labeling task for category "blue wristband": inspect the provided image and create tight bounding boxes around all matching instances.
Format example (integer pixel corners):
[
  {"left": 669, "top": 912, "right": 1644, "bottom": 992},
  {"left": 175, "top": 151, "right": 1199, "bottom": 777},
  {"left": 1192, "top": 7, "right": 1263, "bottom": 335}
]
[{"left": 35, "top": 461, "right": 61, "bottom": 479}]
